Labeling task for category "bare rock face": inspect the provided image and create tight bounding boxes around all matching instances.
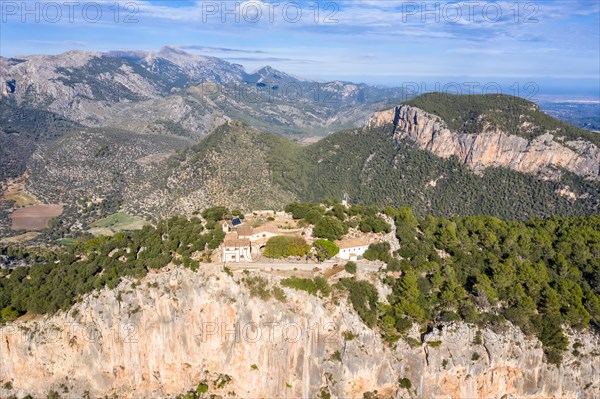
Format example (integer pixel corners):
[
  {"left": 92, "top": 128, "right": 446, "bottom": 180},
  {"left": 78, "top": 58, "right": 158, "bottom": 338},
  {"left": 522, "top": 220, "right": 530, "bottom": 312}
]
[
  {"left": 0, "top": 267, "right": 597, "bottom": 398},
  {"left": 369, "top": 106, "right": 600, "bottom": 181}
]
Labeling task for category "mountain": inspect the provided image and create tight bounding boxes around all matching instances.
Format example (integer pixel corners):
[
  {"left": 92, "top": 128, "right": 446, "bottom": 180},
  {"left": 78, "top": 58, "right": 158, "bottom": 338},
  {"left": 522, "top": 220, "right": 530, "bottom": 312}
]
[
  {"left": 20, "top": 96, "right": 599, "bottom": 236},
  {"left": 0, "top": 47, "right": 408, "bottom": 138},
  {"left": 0, "top": 59, "right": 599, "bottom": 399},
  {"left": 2, "top": 49, "right": 599, "bottom": 238},
  {"left": 370, "top": 93, "right": 600, "bottom": 181}
]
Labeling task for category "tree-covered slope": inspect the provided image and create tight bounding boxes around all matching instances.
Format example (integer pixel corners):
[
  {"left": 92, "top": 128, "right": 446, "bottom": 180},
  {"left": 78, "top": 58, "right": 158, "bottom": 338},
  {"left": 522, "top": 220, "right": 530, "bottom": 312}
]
[{"left": 268, "top": 124, "right": 598, "bottom": 219}]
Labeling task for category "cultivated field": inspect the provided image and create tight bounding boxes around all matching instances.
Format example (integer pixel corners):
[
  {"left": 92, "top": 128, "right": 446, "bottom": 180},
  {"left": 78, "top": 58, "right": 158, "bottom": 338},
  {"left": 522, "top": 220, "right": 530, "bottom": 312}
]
[{"left": 10, "top": 205, "right": 63, "bottom": 230}]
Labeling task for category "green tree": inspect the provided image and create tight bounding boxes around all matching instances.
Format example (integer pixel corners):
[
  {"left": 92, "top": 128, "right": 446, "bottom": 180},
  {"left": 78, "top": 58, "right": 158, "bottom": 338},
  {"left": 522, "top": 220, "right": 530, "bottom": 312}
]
[
  {"left": 313, "top": 239, "right": 339, "bottom": 261},
  {"left": 313, "top": 217, "right": 348, "bottom": 241},
  {"left": 287, "top": 237, "right": 310, "bottom": 257},
  {"left": 264, "top": 236, "right": 291, "bottom": 259},
  {"left": 201, "top": 206, "right": 230, "bottom": 222},
  {"left": 305, "top": 208, "right": 325, "bottom": 225},
  {"left": 363, "top": 242, "right": 391, "bottom": 262},
  {"left": 344, "top": 261, "right": 357, "bottom": 274}
]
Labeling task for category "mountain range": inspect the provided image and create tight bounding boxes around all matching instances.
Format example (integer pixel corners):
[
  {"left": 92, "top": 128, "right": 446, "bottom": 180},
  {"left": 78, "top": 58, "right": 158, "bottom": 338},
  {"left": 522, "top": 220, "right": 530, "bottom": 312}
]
[
  {"left": 1, "top": 48, "right": 599, "bottom": 239},
  {"left": 0, "top": 48, "right": 599, "bottom": 399}
]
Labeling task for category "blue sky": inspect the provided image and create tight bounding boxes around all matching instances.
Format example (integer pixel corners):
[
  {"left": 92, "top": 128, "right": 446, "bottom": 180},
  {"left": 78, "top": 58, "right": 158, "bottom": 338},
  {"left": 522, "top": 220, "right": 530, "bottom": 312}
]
[{"left": 1, "top": 0, "right": 599, "bottom": 98}]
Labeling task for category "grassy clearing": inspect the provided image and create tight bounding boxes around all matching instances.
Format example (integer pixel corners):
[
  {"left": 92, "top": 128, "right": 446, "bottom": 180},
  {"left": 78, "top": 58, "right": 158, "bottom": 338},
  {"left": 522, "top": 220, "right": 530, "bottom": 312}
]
[
  {"left": 0, "top": 232, "right": 40, "bottom": 244},
  {"left": 90, "top": 212, "right": 147, "bottom": 236}
]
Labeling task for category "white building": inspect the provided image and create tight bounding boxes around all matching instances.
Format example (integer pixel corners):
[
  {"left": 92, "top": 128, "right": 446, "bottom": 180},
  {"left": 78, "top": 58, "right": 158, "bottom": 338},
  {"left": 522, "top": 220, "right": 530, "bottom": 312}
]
[
  {"left": 221, "top": 224, "right": 281, "bottom": 262},
  {"left": 222, "top": 233, "right": 252, "bottom": 263},
  {"left": 335, "top": 239, "right": 370, "bottom": 261}
]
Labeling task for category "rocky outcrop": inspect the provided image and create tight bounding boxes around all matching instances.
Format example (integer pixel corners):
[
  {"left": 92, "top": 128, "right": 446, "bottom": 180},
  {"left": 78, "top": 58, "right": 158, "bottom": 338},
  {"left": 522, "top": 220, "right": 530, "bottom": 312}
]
[
  {"left": 369, "top": 105, "right": 600, "bottom": 181},
  {"left": 0, "top": 267, "right": 597, "bottom": 398}
]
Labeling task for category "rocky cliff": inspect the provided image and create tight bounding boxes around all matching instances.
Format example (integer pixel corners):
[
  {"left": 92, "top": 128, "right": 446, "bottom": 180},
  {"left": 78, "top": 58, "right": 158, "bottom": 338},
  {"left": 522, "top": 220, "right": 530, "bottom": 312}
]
[
  {"left": 369, "top": 105, "right": 600, "bottom": 181},
  {"left": 0, "top": 266, "right": 597, "bottom": 398}
]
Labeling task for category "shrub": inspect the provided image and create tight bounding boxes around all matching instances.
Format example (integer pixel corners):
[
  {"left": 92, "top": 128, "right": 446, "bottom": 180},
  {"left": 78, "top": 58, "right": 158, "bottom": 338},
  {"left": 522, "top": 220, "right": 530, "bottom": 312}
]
[
  {"left": 264, "top": 236, "right": 309, "bottom": 259},
  {"left": 1, "top": 306, "right": 19, "bottom": 322},
  {"left": 272, "top": 286, "right": 287, "bottom": 302},
  {"left": 329, "top": 350, "right": 342, "bottom": 362},
  {"left": 344, "top": 261, "right": 357, "bottom": 274},
  {"left": 281, "top": 277, "right": 331, "bottom": 296},
  {"left": 398, "top": 377, "right": 412, "bottom": 389},
  {"left": 313, "top": 239, "right": 339, "bottom": 261},
  {"left": 473, "top": 330, "right": 482, "bottom": 345}
]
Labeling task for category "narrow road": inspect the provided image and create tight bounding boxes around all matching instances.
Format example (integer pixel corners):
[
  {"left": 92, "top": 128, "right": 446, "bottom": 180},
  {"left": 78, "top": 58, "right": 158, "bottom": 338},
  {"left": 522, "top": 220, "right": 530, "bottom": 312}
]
[{"left": 224, "top": 260, "right": 382, "bottom": 272}]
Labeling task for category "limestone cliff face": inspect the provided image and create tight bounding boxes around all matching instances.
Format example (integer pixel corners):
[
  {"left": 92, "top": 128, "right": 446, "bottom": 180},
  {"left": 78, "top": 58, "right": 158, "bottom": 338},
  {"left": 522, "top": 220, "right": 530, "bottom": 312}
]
[
  {"left": 0, "top": 267, "right": 598, "bottom": 398},
  {"left": 369, "top": 106, "right": 600, "bottom": 181}
]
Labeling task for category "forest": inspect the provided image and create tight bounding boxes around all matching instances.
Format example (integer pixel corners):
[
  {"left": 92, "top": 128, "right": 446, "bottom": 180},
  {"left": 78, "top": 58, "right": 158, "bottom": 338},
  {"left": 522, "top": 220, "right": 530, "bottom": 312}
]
[
  {"left": 374, "top": 207, "right": 599, "bottom": 364},
  {"left": 281, "top": 201, "right": 599, "bottom": 364},
  {"left": 0, "top": 210, "right": 226, "bottom": 316}
]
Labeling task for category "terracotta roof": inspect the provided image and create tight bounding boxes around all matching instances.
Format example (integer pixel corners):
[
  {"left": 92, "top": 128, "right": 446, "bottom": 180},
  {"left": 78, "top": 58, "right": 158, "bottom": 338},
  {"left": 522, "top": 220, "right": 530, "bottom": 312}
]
[
  {"left": 253, "top": 225, "right": 279, "bottom": 235},
  {"left": 223, "top": 232, "right": 251, "bottom": 248},
  {"left": 236, "top": 226, "right": 254, "bottom": 237},
  {"left": 335, "top": 238, "right": 370, "bottom": 249}
]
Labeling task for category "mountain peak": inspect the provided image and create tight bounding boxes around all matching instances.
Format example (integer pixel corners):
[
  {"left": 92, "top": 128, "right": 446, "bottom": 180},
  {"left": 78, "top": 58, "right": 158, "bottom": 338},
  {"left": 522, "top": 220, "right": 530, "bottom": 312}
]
[
  {"left": 249, "top": 65, "right": 306, "bottom": 83},
  {"left": 257, "top": 65, "right": 276, "bottom": 73},
  {"left": 158, "top": 46, "right": 190, "bottom": 57}
]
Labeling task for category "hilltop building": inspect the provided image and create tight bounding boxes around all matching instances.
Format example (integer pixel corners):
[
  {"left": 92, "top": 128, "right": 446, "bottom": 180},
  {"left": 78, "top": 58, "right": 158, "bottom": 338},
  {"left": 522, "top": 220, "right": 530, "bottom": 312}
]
[
  {"left": 335, "top": 238, "right": 370, "bottom": 261},
  {"left": 222, "top": 232, "right": 252, "bottom": 262},
  {"left": 221, "top": 223, "right": 280, "bottom": 262}
]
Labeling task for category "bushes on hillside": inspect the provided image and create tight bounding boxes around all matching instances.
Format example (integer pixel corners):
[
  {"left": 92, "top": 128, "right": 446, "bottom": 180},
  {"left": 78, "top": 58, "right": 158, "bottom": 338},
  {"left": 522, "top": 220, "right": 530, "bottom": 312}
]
[
  {"left": 0, "top": 215, "right": 225, "bottom": 316},
  {"left": 281, "top": 277, "right": 331, "bottom": 296},
  {"left": 264, "top": 236, "right": 310, "bottom": 259},
  {"left": 337, "top": 279, "right": 379, "bottom": 327},
  {"left": 378, "top": 209, "right": 600, "bottom": 365},
  {"left": 313, "top": 217, "right": 348, "bottom": 241},
  {"left": 313, "top": 239, "right": 339, "bottom": 261}
]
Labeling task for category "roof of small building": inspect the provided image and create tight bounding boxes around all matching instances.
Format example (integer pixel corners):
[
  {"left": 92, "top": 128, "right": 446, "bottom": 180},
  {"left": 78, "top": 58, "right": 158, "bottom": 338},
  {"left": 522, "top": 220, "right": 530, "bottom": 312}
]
[
  {"left": 236, "top": 226, "right": 254, "bottom": 237},
  {"left": 224, "top": 239, "right": 251, "bottom": 248},
  {"left": 335, "top": 238, "right": 370, "bottom": 249},
  {"left": 253, "top": 224, "right": 279, "bottom": 235},
  {"left": 223, "top": 232, "right": 251, "bottom": 248}
]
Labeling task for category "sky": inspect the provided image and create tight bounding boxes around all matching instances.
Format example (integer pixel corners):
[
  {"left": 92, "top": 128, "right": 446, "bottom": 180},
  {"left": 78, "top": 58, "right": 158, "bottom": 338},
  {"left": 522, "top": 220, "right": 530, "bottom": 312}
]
[{"left": 1, "top": 0, "right": 599, "bottom": 99}]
